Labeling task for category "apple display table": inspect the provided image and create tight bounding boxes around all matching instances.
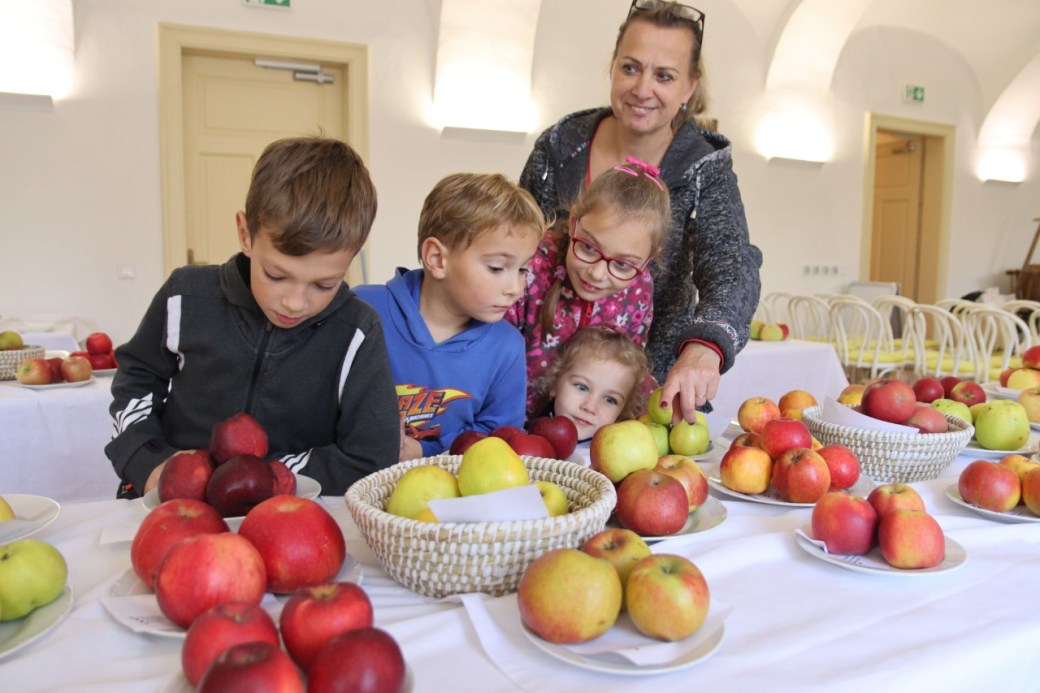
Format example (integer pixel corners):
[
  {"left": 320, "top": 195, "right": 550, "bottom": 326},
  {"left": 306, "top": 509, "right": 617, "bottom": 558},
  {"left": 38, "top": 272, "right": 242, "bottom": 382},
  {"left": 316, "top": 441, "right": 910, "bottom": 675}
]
[
  {"left": 710, "top": 339, "right": 849, "bottom": 422},
  {"left": 0, "top": 377, "right": 118, "bottom": 502},
  {"left": 4, "top": 443, "right": 1040, "bottom": 692}
]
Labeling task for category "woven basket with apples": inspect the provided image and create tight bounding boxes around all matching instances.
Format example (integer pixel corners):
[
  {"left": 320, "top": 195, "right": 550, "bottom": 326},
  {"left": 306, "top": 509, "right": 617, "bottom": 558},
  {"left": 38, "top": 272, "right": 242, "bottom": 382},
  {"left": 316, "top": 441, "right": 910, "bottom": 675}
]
[
  {"left": 345, "top": 454, "right": 616, "bottom": 599},
  {"left": 0, "top": 345, "right": 45, "bottom": 380}
]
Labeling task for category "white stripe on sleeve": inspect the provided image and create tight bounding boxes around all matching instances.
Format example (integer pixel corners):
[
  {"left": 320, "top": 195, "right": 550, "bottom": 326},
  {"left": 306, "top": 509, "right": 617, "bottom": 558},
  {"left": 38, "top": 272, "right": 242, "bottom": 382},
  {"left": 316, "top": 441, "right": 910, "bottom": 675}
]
[
  {"left": 337, "top": 329, "right": 365, "bottom": 401},
  {"left": 166, "top": 295, "right": 184, "bottom": 371}
]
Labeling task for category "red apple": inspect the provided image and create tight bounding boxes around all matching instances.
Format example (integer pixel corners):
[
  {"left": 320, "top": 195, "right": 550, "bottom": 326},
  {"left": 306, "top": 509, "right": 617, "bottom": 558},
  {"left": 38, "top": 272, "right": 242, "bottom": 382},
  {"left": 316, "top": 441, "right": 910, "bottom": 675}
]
[
  {"left": 614, "top": 469, "right": 689, "bottom": 536},
  {"left": 654, "top": 454, "right": 709, "bottom": 512},
  {"left": 999, "top": 368, "right": 1016, "bottom": 388},
  {"left": 109, "top": 350, "right": 118, "bottom": 367},
  {"left": 877, "top": 509, "right": 945, "bottom": 569},
  {"left": 16, "top": 358, "right": 52, "bottom": 385},
  {"left": 197, "top": 641, "right": 303, "bottom": 693},
  {"left": 730, "top": 431, "right": 765, "bottom": 451},
  {"left": 759, "top": 417, "right": 812, "bottom": 459},
  {"left": 940, "top": 376, "right": 962, "bottom": 398},
  {"left": 85, "top": 331, "right": 113, "bottom": 356},
  {"left": 238, "top": 495, "right": 346, "bottom": 594},
  {"left": 958, "top": 460, "right": 1021, "bottom": 512},
  {"left": 280, "top": 582, "right": 373, "bottom": 672},
  {"left": 719, "top": 444, "right": 773, "bottom": 494},
  {"left": 528, "top": 416, "right": 579, "bottom": 459},
  {"left": 1023, "top": 345, "right": 1040, "bottom": 370},
  {"left": 737, "top": 397, "right": 781, "bottom": 434},
  {"left": 306, "top": 628, "right": 406, "bottom": 693},
  {"left": 866, "top": 483, "right": 925, "bottom": 517},
  {"left": 154, "top": 532, "right": 267, "bottom": 628},
  {"left": 771, "top": 447, "right": 831, "bottom": 503},
  {"left": 130, "top": 498, "right": 229, "bottom": 589},
  {"left": 950, "top": 381, "right": 986, "bottom": 407},
  {"left": 811, "top": 492, "right": 878, "bottom": 555},
  {"left": 60, "top": 356, "right": 93, "bottom": 383},
  {"left": 580, "top": 528, "right": 651, "bottom": 609},
  {"left": 158, "top": 450, "right": 215, "bottom": 503},
  {"left": 1022, "top": 466, "right": 1040, "bottom": 515},
  {"left": 504, "top": 432, "right": 555, "bottom": 458},
  {"left": 448, "top": 430, "right": 487, "bottom": 456},
  {"left": 911, "top": 377, "right": 945, "bottom": 404},
  {"left": 816, "top": 444, "right": 861, "bottom": 491},
  {"left": 182, "top": 602, "right": 280, "bottom": 687},
  {"left": 45, "top": 357, "right": 64, "bottom": 383},
  {"left": 625, "top": 554, "right": 710, "bottom": 641},
  {"left": 205, "top": 454, "right": 276, "bottom": 517},
  {"left": 70, "top": 350, "right": 91, "bottom": 361},
  {"left": 88, "top": 353, "right": 113, "bottom": 371},
  {"left": 489, "top": 425, "right": 523, "bottom": 441},
  {"left": 861, "top": 378, "right": 916, "bottom": 424},
  {"left": 905, "top": 402, "right": 950, "bottom": 434},
  {"left": 267, "top": 460, "right": 297, "bottom": 496},
  {"left": 210, "top": 412, "right": 269, "bottom": 465}
]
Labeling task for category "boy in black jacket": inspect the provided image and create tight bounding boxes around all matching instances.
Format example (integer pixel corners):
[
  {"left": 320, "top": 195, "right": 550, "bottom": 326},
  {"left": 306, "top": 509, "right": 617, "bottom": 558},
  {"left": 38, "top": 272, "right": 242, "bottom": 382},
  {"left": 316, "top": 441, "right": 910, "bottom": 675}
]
[{"left": 106, "top": 137, "right": 399, "bottom": 498}]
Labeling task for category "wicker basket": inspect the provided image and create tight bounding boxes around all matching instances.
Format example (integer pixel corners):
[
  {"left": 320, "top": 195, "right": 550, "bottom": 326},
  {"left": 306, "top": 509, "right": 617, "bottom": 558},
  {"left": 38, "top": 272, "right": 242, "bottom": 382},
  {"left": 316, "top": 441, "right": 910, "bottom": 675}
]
[
  {"left": 345, "top": 455, "right": 616, "bottom": 598},
  {"left": 801, "top": 405, "right": 974, "bottom": 483},
  {"left": 0, "top": 345, "right": 45, "bottom": 380}
]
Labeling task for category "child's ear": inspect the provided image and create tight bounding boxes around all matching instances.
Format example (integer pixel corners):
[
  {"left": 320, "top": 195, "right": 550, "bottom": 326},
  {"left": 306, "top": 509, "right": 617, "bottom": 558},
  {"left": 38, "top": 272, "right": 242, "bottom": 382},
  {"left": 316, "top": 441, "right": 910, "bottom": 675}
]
[
  {"left": 421, "top": 237, "right": 450, "bottom": 279},
  {"left": 236, "top": 211, "right": 252, "bottom": 256}
]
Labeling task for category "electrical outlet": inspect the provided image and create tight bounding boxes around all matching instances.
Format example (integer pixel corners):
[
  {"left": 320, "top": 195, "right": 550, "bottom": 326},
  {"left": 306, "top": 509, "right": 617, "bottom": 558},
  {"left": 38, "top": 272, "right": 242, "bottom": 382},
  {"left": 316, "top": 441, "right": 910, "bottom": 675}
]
[{"left": 117, "top": 264, "right": 136, "bottom": 280}]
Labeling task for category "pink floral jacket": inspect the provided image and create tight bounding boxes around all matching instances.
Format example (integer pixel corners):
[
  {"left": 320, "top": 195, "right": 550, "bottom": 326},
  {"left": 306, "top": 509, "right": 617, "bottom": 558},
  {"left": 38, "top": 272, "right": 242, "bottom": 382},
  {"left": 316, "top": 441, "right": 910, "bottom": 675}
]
[{"left": 505, "top": 230, "right": 655, "bottom": 418}]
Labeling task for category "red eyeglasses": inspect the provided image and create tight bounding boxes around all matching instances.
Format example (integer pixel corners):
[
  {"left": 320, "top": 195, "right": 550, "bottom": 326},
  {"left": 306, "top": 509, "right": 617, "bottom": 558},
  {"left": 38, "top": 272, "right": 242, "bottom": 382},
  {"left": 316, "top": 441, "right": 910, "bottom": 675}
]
[{"left": 570, "top": 235, "right": 651, "bottom": 282}]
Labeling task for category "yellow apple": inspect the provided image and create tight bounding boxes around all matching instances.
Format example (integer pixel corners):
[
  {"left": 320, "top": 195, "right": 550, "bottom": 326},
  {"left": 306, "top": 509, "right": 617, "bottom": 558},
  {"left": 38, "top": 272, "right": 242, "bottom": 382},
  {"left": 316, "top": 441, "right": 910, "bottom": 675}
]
[
  {"left": 932, "top": 398, "right": 972, "bottom": 424},
  {"left": 589, "top": 420, "right": 659, "bottom": 484},
  {"left": 386, "top": 465, "right": 460, "bottom": 518},
  {"left": 534, "top": 481, "right": 568, "bottom": 517},
  {"left": 778, "top": 390, "right": 818, "bottom": 415},
  {"left": 0, "top": 497, "right": 14, "bottom": 523},
  {"left": 1017, "top": 387, "right": 1040, "bottom": 423},
  {"left": 750, "top": 319, "right": 764, "bottom": 340},
  {"left": 637, "top": 413, "right": 654, "bottom": 424},
  {"left": 999, "top": 454, "right": 1040, "bottom": 485},
  {"left": 581, "top": 528, "right": 651, "bottom": 610},
  {"left": 457, "top": 437, "right": 530, "bottom": 496},
  {"left": 413, "top": 508, "right": 439, "bottom": 523},
  {"left": 837, "top": 384, "right": 866, "bottom": 406},
  {"left": 972, "top": 400, "right": 1030, "bottom": 451},
  {"left": 1007, "top": 368, "right": 1040, "bottom": 391},
  {"left": 0, "top": 539, "right": 67, "bottom": 621}
]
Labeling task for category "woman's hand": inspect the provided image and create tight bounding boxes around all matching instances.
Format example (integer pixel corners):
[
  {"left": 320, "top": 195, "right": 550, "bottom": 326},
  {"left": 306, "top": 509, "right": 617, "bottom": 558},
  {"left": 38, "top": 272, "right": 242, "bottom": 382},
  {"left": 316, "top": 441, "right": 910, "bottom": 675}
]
[{"left": 658, "top": 343, "right": 722, "bottom": 424}]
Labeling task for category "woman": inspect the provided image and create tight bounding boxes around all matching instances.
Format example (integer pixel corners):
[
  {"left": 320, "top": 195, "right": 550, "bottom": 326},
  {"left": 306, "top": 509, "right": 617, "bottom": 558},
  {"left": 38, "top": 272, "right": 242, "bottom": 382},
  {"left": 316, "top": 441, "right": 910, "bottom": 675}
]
[{"left": 520, "top": 0, "right": 762, "bottom": 423}]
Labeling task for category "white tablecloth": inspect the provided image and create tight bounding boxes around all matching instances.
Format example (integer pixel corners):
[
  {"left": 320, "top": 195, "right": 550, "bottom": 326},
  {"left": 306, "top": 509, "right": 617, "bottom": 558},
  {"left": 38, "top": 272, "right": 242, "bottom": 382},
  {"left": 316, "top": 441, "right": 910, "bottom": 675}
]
[
  {"left": 0, "top": 377, "right": 118, "bottom": 502},
  {"left": 710, "top": 339, "right": 849, "bottom": 422},
  {"left": 4, "top": 442, "right": 1040, "bottom": 692}
]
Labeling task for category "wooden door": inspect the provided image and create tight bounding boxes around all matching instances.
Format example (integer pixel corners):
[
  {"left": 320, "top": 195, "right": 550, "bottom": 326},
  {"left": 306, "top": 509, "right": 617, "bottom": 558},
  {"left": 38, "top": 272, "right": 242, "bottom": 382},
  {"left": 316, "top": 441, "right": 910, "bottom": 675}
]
[
  {"left": 182, "top": 54, "right": 344, "bottom": 268},
  {"left": 871, "top": 134, "right": 924, "bottom": 300}
]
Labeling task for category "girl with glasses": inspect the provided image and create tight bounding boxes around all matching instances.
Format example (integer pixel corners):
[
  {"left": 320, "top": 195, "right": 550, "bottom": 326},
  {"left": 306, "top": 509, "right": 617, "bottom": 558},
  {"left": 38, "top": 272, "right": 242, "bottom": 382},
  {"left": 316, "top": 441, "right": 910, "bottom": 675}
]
[
  {"left": 506, "top": 159, "right": 669, "bottom": 420},
  {"left": 520, "top": 0, "right": 762, "bottom": 424}
]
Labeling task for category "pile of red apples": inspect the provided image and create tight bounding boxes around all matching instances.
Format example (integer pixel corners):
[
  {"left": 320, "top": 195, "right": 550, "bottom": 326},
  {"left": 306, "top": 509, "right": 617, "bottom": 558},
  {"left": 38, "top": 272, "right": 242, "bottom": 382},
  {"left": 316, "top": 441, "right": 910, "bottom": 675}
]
[
  {"left": 847, "top": 377, "right": 983, "bottom": 434},
  {"left": 15, "top": 331, "right": 118, "bottom": 385},
  {"left": 721, "top": 393, "right": 861, "bottom": 504},
  {"left": 958, "top": 455, "right": 1040, "bottom": 517},
  {"left": 448, "top": 415, "right": 579, "bottom": 460}
]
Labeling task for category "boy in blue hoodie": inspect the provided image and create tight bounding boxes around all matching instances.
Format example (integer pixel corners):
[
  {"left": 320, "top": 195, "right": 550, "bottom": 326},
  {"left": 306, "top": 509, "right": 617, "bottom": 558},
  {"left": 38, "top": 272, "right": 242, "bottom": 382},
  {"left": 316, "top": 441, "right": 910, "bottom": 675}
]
[{"left": 355, "top": 173, "right": 544, "bottom": 458}]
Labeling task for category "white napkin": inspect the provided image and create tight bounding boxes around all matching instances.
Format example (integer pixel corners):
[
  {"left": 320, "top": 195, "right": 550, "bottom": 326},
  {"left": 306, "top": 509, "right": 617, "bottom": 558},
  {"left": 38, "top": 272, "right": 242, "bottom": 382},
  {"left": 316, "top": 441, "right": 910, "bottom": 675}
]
[
  {"left": 822, "top": 397, "right": 918, "bottom": 434},
  {"left": 99, "top": 526, "right": 137, "bottom": 545},
  {"left": 794, "top": 528, "right": 892, "bottom": 570},
  {"left": 427, "top": 484, "right": 549, "bottom": 523}
]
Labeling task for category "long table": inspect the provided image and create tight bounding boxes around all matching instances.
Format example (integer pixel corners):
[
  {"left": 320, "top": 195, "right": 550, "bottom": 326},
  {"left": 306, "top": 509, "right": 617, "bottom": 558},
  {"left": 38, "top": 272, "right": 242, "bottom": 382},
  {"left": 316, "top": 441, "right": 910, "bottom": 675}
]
[{"left": 4, "top": 441, "right": 1040, "bottom": 692}]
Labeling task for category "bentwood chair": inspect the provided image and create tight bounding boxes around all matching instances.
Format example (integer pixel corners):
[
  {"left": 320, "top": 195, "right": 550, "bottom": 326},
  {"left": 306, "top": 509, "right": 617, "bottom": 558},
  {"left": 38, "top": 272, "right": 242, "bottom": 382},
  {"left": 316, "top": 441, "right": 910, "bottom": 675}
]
[
  {"left": 906, "top": 303, "right": 977, "bottom": 379},
  {"left": 960, "top": 305, "right": 1032, "bottom": 383}
]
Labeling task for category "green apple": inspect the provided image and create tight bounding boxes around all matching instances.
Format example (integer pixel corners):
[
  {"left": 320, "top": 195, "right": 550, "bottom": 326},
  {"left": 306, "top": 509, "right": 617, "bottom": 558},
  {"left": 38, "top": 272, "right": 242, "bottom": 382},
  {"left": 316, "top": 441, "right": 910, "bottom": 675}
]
[
  {"left": 534, "top": 481, "right": 568, "bottom": 517},
  {"left": 931, "top": 398, "right": 972, "bottom": 424},
  {"left": 646, "top": 388, "right": 673, "bottom": 425},
  {"left": 387, "top": 464, "right": 460, "bottom": 518},
  {"left": 972, "top": 400, "right": 1030, "bottom": 451},
  {"left": 669, "top": 421, "right": 710, "bottom": 456},
  {"left": 645, "top": 422, "right": 670, "bottom": 456},
  {"left": 0, "top": 539, "right": 67, "bottom": 621},
  {"left": 750, "top": 319, "right": 764, "bottom": 340},
  {"left": 590, "top": 421, "right": 659, "bottom": 484},
  {"left": 0, "top": 496, "right": 14, "bottom": 523},
  {"left": 759, "top": 324, "right": 785, "bottom": 341}
]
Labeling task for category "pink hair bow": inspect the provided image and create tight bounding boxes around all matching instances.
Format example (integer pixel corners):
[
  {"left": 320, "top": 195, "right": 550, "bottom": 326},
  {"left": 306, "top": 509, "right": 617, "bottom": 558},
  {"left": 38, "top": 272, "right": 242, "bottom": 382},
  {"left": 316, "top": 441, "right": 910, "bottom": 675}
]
[{"left": 614, "top": 156, "right": 664, "bottom": 191}]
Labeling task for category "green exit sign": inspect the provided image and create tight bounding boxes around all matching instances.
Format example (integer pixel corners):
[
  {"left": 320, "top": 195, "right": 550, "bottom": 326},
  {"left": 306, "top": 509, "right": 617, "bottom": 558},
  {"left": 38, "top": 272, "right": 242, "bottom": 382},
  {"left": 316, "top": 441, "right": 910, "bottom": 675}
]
[
  {"left": 904, "top": 84, "right": 925, "bottom": 103},
  {"left": 244, "top": 0, "right": 291, "bottom": 8}
]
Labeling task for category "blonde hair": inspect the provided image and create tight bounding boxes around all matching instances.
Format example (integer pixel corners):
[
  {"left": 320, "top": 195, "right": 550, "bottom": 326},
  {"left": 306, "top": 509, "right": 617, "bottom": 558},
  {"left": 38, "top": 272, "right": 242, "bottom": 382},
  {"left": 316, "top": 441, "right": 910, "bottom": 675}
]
[
  {"left": 538, "top": 165, "right": 671, "bottom": 340},
  {"left": 417, "top": 173, "right": 544, "bottom": 257},
  {"left": 537, "top": 327, "right": 650, "bottom": 421}
]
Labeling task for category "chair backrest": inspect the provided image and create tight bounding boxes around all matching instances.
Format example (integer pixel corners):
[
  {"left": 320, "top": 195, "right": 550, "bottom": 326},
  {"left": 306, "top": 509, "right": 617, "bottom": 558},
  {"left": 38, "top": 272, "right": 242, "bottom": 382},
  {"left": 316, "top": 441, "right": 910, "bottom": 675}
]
[
  {"left": 787, "top": 295, "right": 832, "bottom": 342},
  {"left": 935, "top": 298, "right": 978, "bottom": 316},
  {"left": 764, "top": 291, "right": 792, "bottom": 326},
  {"left": 873, "top": 294, "right": 917, "bottom": 341},
  {"left": 960, "top": 305, "right": 1032, "bottom": 383},
  {"left": 906, "top": 304, "right": 975, "bottom": 379},
  {"left": 1001, "top": 300, "right": 1040, "bottom": 343},
  {"left": 828, "top": 296, "right": 897, "bottom": 378}
]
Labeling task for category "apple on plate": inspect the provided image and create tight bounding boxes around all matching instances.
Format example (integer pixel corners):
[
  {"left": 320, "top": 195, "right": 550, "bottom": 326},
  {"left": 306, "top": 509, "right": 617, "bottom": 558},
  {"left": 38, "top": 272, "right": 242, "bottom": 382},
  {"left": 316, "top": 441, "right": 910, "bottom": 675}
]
[
  {"left": 517, "top": 548, "right": 622, "bottom": 644},
  {"left": 589, "top": 420, "right": 659, "bottom": 484},
  {"left": 60, "top": 356, "right": 93, "bottom": 383},
  {"left": 457, "top": 437, "right": 530, "bottom": 496},
  {"left": 759, "top": 417, "right": 812, "bottom": 459},
  {"left": 280, "top": 582, "right": 373, "bottom": 672},
  {"left": 16, "top": 358, "right": 52, "bottom": 385},
  {"left": 866, "top": 483, "right": 925, "bottom": 517},
  {"left": 998, "top": 454, "right": 1040, "bottom": 485},
  {"left": 816, "top": 444, "right": 861, "bottom": 491},
  {"left": 1022, "top": 345, "right": 1040, "bottom": 370},
  {"left": 1022, "top": 467, "right": 1040, "bottom": 515},
  {"left": 387, "top": 464, "right": 460, "bottom": 519},
  {"left": 719, "top": 444, "right": 773, "bottom": 494},
  {"left": 197, "top": 641, "right": 303, "bottom": 693},
  {"left": 580, "top": 528, "right": 651, "bottom": 609},
  {"left": 730, "top": 431, "right": 765, "bottom": 451},
  {"left": 625, "top": 554, "right": 710, "bottom": 641},
  {"left": 615, "top": 469, "right": 689, "bottom": 536},
  {"left": 448, "top": 429, "right": 487, "bottom": 456},
  {"left": 950, "top": 381, "right": 987, "bottom": 407},
  {"left": 306, "top": 628, "right": 407, "bottom": 693},
  {"left": 931, "top": 398, "right": 972, "bottom": 424},
  {"left": 1007, "top": 368, "right": 1040, "bottom": 391},
  {"left": 645, "top": 422, "right": 670, "bottom": 456},
  {"left": 130, "top": 498, "right": 229, "bottom": 589},
  {"left": 85, "top": 332, "right": 113, "bottom": 356},
  {"left": 778, "top": 390, "right": 818, "bottom": 416},
  {"left": 88, "top": 353, "right": 113, "bottom": 371},
  {"left": 182, "top": 601, "right": 280, "bottom": 687},
  {"left": 238, "top": 495, "right": 346, "bottom": 594},
  {"left": 1017, "top": 387, "right": 1040, "bottom": 424},
  {"left": 528, "top": 416, "right": 579, "bottom": 459},
  {"left": 209, "top": 412, "right": 269, "bottom": 465},
  {"left": 861, "top": 379, "right": 916, "bottom": 424},
  {"left": 267, "top": 460, "right": 296, "bottom": 496},
  {"left": 0, "top": 496, "right": 13, "bottom": 522},
  {"left": 771, "top": 447, "right": 831, "bottom": 503},
  {"left": 205, "top": 454, "right": 276, "bottom": 517},
  {"left": 737, "top": 397, "right": 781, "bottom": 434},
  {"left": 154, "top": 532, "right": 267, "bottom": 629},
  {"left": 999, "top": 368, "right": 1015, "bottom": 388},
  {"left": 654, "top": 454, "right": 708, "bottom": 512},
  {"left": 906, "top": 402, "right": 950, "bottom": 434},
  {"left": 958, "top": 460, "right": 1021, "bottom": 512},
  {"left": 971, "top": 400, "right": 1029, "bottom": 451},
  {"left": 45, "top": 357, "right": 64, "bottom": 383},
  {"left": 811, "top": 492, "right": 878, "bottom": 555},
  {"left": 668, "top": 420, "right": 710, "bottom": 456},
  {"left": 158, "top": 449, "right": 215, "bottom": 503},
  {"left": 750, "top": 319, "right": 764, "bottom": 340},
  {"left": 877, "top": 509, "right": 945, "bottom": 569},
  {"left": 0, "top": 539, "right": 67, "bottom": 621},
  {"left": 759, "top": 323, "right": 786, "bottom": 341},
  {"left": 912, "top": 377, "right": 945, "bottom": 404}
]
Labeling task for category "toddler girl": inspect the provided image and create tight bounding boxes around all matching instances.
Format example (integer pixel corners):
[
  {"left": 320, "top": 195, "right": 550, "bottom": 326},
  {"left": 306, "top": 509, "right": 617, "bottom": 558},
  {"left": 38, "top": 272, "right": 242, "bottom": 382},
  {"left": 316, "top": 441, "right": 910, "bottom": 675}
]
[
  {"left": 506, "top": 158, "right": 670, "bottom": 419},
  {"left": 531, "top": 326, "right": 649, "bottom": 442}
]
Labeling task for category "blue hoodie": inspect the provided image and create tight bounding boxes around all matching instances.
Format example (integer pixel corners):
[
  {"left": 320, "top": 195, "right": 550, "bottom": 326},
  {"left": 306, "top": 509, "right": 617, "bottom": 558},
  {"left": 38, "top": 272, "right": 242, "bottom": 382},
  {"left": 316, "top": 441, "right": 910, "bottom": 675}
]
[{"left": 355, "top": 268, "right": 527, "bottom": 456}]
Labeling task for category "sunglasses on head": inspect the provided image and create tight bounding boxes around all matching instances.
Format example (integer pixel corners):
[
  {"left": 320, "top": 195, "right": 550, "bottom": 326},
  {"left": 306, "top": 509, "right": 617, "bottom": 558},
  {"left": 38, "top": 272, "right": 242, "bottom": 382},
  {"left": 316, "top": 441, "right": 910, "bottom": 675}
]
[{"left": 628, "top": 0, "right": 706, "bottom": 42}]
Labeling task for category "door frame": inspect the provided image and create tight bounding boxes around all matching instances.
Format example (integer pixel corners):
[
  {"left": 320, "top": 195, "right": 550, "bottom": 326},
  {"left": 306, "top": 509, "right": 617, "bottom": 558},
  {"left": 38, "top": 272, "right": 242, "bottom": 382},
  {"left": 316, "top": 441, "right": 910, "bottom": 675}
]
[
  {"left": 861, "top": 113, "right": 955, "bottom": 303},
  {"left": 158, "top": 23, "right": 369, "bottom": 278}
]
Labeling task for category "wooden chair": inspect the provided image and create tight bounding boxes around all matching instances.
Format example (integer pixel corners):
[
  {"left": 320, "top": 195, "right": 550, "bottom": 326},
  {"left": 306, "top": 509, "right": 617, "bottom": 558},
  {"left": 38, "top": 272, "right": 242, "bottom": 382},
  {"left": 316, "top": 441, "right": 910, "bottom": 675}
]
[
  {"left": 906, "top": 303, "right": 976, "bottom": 379},
  {"left": 960, "top": 305, "right": 1032, "bottom": 383}
]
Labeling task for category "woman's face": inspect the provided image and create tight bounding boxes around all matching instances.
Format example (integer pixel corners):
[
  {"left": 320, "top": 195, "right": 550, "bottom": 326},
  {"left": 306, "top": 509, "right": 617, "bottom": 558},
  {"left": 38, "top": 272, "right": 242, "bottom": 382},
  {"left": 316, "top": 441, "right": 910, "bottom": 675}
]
[{"left": 609, "top": 19, "right": 699, "bottom": 137}]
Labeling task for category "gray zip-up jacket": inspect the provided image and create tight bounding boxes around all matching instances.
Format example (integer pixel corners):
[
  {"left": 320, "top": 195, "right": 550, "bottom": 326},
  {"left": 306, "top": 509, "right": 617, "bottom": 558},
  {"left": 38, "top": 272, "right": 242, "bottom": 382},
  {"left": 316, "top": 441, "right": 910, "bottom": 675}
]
[
  {"left": 105, "top": 253, "right": 399, "bottom": 497},
  {"left": 520, "top": 107, "right": 763, "bottom": 384}
]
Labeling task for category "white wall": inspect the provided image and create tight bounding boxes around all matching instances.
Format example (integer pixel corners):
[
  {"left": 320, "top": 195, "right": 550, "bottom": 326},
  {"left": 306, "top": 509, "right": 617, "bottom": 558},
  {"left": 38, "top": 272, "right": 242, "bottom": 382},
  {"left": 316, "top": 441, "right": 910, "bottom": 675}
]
[{"left": 1, "top": 0, "right": 1037, "bottom": 346}]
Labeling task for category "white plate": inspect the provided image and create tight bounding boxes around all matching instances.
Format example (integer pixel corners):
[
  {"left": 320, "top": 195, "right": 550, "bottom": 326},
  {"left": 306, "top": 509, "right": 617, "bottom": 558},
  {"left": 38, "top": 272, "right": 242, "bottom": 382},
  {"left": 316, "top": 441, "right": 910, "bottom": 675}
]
[
  {"left": 161, "top": 664, "right": 415, "bottom": 692},
  {"left": 0, "top": 586, "right": 74, "bottom": 660},
  {"left": 93, "top": 368, "right": 117, "bottom": 377},
  {"left": 982, "top": 382, "right": 1020, "bottom": 401},
  {"left": 43, "top": 350, "right": 69, "bottom": 359},
  {"left": 795, "top": 530, "right": 967, "bottom": 576},
  {"left": 102, "top": 555, "right": 363, "bottom": 638},
  {"left": 705, "top": 464, "right": 876, "bottom": 507},
  {"left": 944, "top": 484, "right": 1040, "bottom": 523},
  {"left": 17, "top": 376, "right": 95, "bottom": 391},
  {"left": 142, "top": 475, "right": 322, "bottom": 523},
  {"left": 607, "top": 496, "right": 727, "bottom": 541},
  {"left": 520, "top": 617, "right": 725, "bottom": 675},
  {"left": 686, "top": 438, "right": 728, "bottom": 461},
  {"left": 965, "top": 439, "right": 1037, "bottom": 459},
  {"left": 0, "top": 494, "right": 62, "bottom": 543}
]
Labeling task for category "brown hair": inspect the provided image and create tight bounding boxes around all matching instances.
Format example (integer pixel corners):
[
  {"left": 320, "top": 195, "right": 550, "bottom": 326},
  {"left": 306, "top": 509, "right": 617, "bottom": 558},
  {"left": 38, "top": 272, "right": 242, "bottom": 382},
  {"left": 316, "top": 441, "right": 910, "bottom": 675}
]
[
  {"left": 538, "top": 165, "right": 670, "bottom": 340},
  {"left": 244, "top": 136, "right": 376, "bottom": 256},
  {"left": 417, "top": 173, "right": 545, "bottom": 258},
  {"left": 537, "top": 327, "right": 650, "bottom": 421},
  {"left": 613, "top": 6, "right": 708, "bottom": 130}
]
